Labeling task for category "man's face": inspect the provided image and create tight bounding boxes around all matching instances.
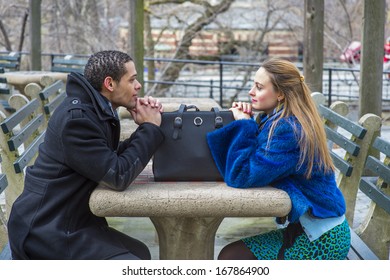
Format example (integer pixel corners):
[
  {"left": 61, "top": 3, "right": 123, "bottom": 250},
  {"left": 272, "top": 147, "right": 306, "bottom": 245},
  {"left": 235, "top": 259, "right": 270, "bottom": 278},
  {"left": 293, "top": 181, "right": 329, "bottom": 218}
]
[{"left": 110, "top": 61, "right": 141, "bottom": 110}]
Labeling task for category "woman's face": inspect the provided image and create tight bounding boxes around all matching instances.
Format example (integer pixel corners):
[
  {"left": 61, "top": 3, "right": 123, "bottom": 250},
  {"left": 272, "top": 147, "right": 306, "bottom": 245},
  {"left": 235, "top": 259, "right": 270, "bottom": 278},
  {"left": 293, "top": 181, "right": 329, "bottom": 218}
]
[{"left": 249, "top": 67, "right": 283, "bottom": 115}]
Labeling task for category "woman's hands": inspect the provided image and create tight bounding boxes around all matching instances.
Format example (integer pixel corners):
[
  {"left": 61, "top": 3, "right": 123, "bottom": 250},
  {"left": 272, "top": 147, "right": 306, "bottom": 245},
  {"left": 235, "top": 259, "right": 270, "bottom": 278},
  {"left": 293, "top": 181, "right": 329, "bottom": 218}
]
[
  {"left": 128, "top": 96, "right": 163, "bottom": 126},
  {"left": 230, "top": 101, "right": 253, "bottom": 120}
]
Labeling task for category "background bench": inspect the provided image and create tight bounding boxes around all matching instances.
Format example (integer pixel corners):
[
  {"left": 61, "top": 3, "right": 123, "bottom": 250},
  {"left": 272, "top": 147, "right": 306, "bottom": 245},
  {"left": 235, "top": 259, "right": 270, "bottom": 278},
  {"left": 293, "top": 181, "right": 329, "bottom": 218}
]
[
  {"left": 51, "top": 54, "right": 87, "bottom": 73},
  {"left": 0, "top": 68, "right": 15, "bottom": 114},
  {"left": 0, "top": 52, "right": 21, "bottom": 72}
]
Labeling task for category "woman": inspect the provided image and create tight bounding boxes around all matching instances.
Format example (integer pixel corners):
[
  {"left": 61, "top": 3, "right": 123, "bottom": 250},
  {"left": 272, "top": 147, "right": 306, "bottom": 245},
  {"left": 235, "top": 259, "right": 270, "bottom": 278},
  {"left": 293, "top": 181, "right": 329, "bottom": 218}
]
[{"left": 207, "top": 57, "right": 350, "bottom": 260}]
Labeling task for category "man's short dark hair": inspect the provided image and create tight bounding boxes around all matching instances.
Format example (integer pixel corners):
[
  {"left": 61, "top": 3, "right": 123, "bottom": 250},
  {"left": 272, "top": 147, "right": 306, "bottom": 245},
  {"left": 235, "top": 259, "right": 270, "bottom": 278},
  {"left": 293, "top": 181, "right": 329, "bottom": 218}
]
[{"left": 84, "top": 50, "right": 133, "bottom": 91}]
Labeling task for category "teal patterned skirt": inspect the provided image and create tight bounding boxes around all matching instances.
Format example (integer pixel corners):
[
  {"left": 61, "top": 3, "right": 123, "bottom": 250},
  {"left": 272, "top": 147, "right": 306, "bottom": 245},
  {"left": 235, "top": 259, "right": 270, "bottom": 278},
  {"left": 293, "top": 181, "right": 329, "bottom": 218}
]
[{"left": 242, "top": 219, "right": 351, "bottom": 260}]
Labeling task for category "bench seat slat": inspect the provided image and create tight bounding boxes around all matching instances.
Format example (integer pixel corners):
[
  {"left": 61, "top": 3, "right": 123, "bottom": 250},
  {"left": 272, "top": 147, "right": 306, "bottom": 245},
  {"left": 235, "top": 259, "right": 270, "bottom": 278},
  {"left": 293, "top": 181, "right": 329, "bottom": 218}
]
[
  {"left": 325, "top": 126, "right": 360, "bottom": 156},
  {"left": 359, "top": 177, "right": 390, "bottom": 214},
  {"left": 13, "top": 131, "right": 45, "bottom": 173},
  {"left": 330, "top": 151, "right": 353, "bottom": 176},
  {"left": 319, "top": 105, "right": 367, "bottom": 139},
  {"left": 0, "top": 243, "right": 11, "bottom": 260},
  {"left": 7, "top": 114, "right": 44, "bottom": 151},
  {"left": 44, "top": 92, "right": 66, "bottom": 115},
  {"left": 39, "top": 80, "right": 64, "bottom": 100},
  {"left": 347, "top": 229, "right": 379, "bottom": 260},
  {"left": 0, "top": 99, "right": 39, "bottom": 133}
]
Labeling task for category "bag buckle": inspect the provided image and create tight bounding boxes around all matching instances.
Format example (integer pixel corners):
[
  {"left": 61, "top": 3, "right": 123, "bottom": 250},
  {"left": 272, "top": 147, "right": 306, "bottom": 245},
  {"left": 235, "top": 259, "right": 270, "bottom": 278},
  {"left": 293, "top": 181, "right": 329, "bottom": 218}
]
[
  {"left": 215, "top": 116, "right": 223, "bottom": 128},
  {"left": 173, "top": 117, "right": 182, "bottom": 140}
]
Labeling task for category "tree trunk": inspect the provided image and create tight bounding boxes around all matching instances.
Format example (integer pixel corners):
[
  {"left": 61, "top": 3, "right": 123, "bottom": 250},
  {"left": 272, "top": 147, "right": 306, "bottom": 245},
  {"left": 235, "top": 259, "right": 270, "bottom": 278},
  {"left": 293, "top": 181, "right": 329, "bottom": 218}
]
[
  {"left": 129, "top": 0, "right": 144, "bottom": 96},
  {"left": 30, "top": 0, "right": 42, "bottom": 71},
  {"left": 359, "top": 0, "right": 385, "bottom": 118},
  {"left": 303, "top": 0, "right": 324, "bottom": 93}
]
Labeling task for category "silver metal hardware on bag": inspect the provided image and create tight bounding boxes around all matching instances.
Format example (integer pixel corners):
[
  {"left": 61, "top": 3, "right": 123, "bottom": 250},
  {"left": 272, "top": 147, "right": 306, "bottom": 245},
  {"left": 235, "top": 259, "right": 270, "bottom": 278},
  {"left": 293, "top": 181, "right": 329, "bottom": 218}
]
[{"left": 194, "top": 117, "right": 203, "bottom": 126}]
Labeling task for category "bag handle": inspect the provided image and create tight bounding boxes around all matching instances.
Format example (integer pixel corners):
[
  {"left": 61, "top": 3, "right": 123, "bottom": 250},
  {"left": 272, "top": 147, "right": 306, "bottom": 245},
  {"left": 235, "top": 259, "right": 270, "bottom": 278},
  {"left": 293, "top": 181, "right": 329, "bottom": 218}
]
[{"left": 171, "top": 104, "right": 224, "bottom": 140}]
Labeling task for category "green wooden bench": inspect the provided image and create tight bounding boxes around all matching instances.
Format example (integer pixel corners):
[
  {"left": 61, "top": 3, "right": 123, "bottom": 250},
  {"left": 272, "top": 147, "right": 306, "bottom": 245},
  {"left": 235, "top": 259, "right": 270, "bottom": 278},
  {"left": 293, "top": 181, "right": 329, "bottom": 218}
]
[
  {"left": 0, "top": 52, "right": 21, "bottom": 71},
  {"left": 0, "top": 95, "right": 46, "bottom": 217},
  {"left": 312, "top": 92, "right": 381, "bottom": 224},
  {"left": 350, "top": 136, "right": 390, "bottom": 259},
  {"left": 51, "top": 54, "right": 87, "bottom": 73},
  {"left": 312, "top": 92, "right": 382, "bottom": 260},
  {"left": 0, "top": 78, "right": 66, "bottom": 260},
  {"left": 0, "top": 68, "right": 15, "bottom": 114}
]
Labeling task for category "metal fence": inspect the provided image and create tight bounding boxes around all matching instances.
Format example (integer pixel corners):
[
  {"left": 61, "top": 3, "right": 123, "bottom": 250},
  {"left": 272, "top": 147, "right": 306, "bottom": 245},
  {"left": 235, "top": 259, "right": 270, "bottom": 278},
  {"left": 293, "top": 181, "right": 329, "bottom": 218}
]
[
  {"left": 144, "top": 57, "right": 390, "bottom": 108},
  {"left": 2, "top": 51, "right": 390, "bottom": 108}
]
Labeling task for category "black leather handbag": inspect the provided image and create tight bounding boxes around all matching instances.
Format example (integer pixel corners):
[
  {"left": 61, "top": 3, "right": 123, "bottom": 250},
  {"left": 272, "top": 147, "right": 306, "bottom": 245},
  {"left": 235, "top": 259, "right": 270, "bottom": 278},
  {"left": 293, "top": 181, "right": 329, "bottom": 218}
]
[{"left": 153, "top": 104, "right": 234, "bottom": 181}]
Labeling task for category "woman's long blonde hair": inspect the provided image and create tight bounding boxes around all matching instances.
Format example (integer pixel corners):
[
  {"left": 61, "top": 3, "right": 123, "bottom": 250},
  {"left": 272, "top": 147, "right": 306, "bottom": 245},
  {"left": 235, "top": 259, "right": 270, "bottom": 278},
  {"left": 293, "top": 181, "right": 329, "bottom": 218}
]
[{"left": 261, "top": 57, "right": 334, "bottom": 178}]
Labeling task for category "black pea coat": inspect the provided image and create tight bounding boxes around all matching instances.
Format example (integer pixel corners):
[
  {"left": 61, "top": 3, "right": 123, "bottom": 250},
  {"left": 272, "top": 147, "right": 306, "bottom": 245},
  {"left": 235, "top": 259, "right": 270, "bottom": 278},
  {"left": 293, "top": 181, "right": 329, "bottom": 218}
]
[{"left": 7, "top": 72, "right": 164, "bottom": 259}]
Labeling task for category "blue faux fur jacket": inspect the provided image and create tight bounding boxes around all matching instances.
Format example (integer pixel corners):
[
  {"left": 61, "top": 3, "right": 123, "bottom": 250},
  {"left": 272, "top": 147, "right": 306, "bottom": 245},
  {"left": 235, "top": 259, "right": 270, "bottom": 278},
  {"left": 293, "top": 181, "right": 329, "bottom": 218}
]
[{"left": 207, "top": 114, "right": 346, "bottom": 223}]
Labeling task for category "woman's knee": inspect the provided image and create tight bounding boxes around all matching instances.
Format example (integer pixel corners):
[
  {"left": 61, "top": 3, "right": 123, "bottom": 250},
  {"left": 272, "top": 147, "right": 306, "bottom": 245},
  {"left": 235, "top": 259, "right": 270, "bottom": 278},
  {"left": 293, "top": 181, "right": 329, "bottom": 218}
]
[{"left": 218, "top": 240, "right": 256, "bottom": 260}]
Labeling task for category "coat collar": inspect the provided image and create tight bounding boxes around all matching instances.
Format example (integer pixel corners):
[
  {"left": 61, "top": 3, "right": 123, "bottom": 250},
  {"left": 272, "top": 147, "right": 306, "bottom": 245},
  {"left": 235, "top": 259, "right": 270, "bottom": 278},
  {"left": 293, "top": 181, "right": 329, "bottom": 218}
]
[{"left": 65, "top": 72, "right": 118, "bottom": 121}]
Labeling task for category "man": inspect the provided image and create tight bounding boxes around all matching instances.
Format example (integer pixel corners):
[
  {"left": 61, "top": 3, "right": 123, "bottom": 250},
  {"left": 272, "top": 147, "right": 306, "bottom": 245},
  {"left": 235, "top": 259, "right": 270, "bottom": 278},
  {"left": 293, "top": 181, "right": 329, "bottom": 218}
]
[{"left": 7, "top": 50, "right": 164, "bottom": 259}]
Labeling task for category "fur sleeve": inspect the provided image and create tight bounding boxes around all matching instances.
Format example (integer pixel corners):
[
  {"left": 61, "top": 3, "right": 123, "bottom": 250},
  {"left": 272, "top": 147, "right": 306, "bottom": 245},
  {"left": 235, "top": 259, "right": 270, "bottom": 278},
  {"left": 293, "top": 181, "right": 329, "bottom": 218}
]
[{"left": 207, "top": 118, "right": 301, "bottom": 188}]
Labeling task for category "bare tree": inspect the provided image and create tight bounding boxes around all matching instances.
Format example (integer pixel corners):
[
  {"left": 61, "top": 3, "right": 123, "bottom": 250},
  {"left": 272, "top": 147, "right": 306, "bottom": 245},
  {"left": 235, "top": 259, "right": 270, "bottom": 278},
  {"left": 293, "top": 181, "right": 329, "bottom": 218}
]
[
  {"left": 147, "top": 0, "right": 235, "bottom": 96},
  {"left": 0, "top": 2, "right": 29, "bottom": 52}
]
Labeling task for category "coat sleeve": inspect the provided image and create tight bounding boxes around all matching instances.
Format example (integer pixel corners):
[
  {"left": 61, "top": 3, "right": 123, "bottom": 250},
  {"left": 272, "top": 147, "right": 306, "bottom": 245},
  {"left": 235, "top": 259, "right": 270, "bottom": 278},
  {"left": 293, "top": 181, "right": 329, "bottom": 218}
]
[
  {"left": 62, "top": 118, "right": 164, "bottom": 191},
  {"left": 207, "top": 118, "right": 302, "bottom": 188}
]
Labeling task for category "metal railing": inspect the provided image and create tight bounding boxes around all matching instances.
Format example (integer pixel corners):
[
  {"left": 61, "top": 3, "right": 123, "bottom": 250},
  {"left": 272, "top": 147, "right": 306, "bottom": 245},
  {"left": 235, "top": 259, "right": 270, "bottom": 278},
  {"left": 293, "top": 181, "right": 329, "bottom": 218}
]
[{"left": 2, "top": 51, "right": 390, "bottom": 108}]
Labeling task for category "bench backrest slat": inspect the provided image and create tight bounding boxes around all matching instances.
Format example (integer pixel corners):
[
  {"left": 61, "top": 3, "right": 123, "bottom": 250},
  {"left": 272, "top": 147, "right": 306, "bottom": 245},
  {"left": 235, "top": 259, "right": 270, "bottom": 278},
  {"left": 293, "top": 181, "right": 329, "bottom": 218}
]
[
  {"left": 13, "top": 131, "right": 45, "bottom": 174},
  {"left": 365, "top": 155, "right": 390, "bottom": 184},
  {"left": 0, "top": 55, "right": 20, "bottom": 61},
  {"left": 0, "top": 156, "right": 7, "bottom": 194},
  {"left": 7, "top": 114, "right": 44, "bottom": 151},
  {"left": 51, "top": 55, "right": 87, "bottom": 73},
  {"left": 0, "top": 52, "right": 21, "bottom": 71},
  {"left": 0, "top": 173, "right": 7, "bottom": 194},
  {"left": 0, "top": 76, "right": 10, "bottom": 95},
  {"left": 52, "top": 58, "right": 87, "bottom": 66},
  {"left": 39, "top": 80, "right": 64, "bottom": 100},
  {"left": 0, "top": 99, "right": 39, "bottom": 133},
  {"left": 44, "top": 91, "right": 66, "bottom": 115},
  {"left": 330, "top": 151, "right": 353, "bottom": 176},
  {"left": 0, "top": 63, "right": 18, "bottom": 69},
  {"left": 318, "top": 105, "right": 367, "bottom": 139},
  {"left": 0, "top": 88, "right": 10, "bottom": 95},
  {"left": 325, "top": 126, "right": 360, "bottom": 156},
  {"left": 359, "top": 177, "right": 390, "bottom": 214},
  {"left": 372, "top": 137, "right": 390, "bottom": 157},
  {"left": 51, "top": 66, "right": 84, "bottom": 73}
]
